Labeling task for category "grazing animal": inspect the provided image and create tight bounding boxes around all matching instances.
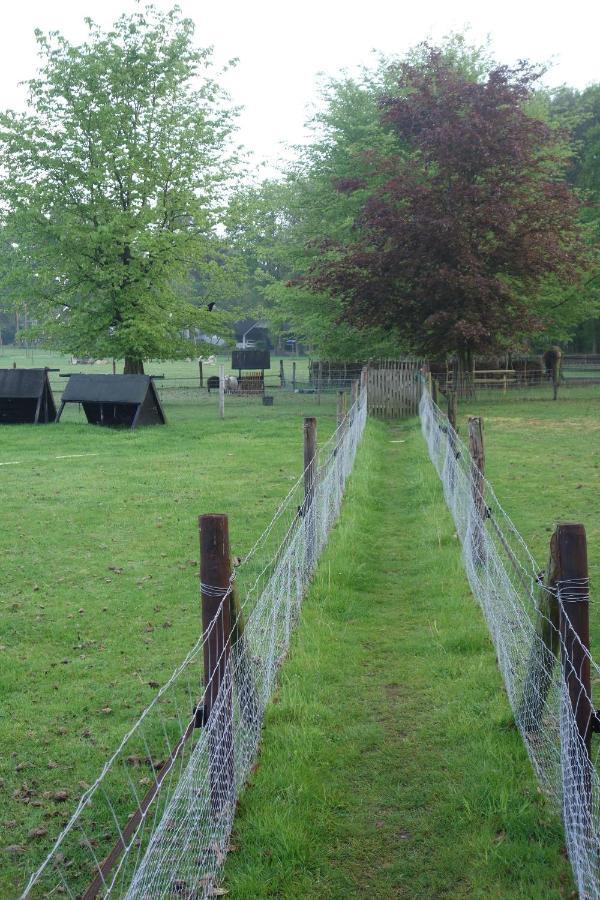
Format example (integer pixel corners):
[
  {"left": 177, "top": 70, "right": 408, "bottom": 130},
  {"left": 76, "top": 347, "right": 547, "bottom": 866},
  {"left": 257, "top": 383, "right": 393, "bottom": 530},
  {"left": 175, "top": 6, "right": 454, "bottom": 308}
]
[
  {"left": 200, "top": 354, "right": 216, "bottom": 365},
  {"left": 543, "top": 346, "right": 562, "bottom": 379},
  {"left": 206, "top": 374, "right": 237, "bottom": 394},
  {"left": 207, "top": 302, "right": 216, "bottom": 312},
  {"left": 224, "top": 375, "right": 238, "bottom": 394}
]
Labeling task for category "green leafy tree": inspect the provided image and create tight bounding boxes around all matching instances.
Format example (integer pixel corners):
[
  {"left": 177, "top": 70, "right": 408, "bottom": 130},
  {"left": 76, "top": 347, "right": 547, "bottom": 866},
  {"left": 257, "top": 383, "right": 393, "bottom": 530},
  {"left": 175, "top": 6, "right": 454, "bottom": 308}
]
[
  {"left": 547, "top": 84, "right": 600, "bottom": 350},
  {"left": 226, "top": 63, "right": 410, "bottom": 359},
  {"left": 305, "top": 51, "right": 589, "bottom": 373},
  {"left": 0, "top": 6, "right": 238, "bottom": 372},
  {"left": 229, "top": 37, "right": 513, "bottom": 361}
]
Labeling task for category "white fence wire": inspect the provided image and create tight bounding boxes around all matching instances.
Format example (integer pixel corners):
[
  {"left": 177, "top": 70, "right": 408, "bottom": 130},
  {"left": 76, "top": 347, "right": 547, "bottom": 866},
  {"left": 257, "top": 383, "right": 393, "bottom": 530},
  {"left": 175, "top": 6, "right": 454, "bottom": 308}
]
[
  {"left": 420, "top": 387, "right": 600, "bottom": 899},
  {"left": 21, "top": 386, "right": 368, "bottom": 899}
]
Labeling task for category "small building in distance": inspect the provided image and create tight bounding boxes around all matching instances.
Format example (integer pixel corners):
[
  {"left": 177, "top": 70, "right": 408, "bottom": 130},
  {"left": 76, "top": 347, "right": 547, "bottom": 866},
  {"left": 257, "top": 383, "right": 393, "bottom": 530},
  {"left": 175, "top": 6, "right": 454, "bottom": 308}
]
[
  {"left": 56, "top": 374, "right": 166, "bottom": 429},
  {"left": 0, "top": 368, "right": 57, "bottom": 424}
]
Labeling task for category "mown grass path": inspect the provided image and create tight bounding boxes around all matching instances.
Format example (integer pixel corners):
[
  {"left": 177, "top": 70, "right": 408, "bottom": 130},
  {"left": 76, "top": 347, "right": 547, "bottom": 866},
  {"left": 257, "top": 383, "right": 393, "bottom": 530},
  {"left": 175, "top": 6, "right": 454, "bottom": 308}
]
[{"left": 224, "top": 418, "right": 573, "bottom": 898}]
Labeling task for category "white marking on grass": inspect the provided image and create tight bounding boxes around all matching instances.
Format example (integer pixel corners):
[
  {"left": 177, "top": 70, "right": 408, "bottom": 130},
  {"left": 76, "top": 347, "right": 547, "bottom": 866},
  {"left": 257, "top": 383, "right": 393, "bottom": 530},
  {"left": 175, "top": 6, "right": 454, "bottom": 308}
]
[
  {"left": 0, "top": 461, "right": 22, "bottom": 466},
  {"left": 389, "top": 440, "right": 406, "bottom": 443},
  {"left": 55, "top": 453, "right": 99, "bottom": 459}
]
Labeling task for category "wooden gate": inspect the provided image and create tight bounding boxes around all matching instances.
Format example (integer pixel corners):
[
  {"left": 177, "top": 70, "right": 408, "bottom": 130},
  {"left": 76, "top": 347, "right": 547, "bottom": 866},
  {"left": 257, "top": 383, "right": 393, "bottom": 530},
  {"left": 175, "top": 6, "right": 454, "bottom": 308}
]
[{"left": 367, "top": 359, "right": 423, "bottom": 418}]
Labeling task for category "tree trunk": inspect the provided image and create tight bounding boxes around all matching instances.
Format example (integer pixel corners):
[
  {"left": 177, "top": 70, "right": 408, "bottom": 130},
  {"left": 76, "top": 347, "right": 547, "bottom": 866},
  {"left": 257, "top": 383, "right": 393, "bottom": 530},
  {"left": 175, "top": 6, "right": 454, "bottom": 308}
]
[{"left": 124, "top": 357, "right": 145, "bottom": 374}]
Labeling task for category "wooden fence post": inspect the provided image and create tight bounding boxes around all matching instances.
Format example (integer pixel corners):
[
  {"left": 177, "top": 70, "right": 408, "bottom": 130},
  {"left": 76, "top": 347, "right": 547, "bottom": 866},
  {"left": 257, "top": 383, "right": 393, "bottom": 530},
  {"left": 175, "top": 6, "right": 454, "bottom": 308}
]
[
  {"left": 555, "top": 522, "right": 593, "bottom": 831},
  {"left": 556, "top": 523, "right": 593, "bottom": 756},
  {"left": 303, "top": 417, "right": 317, "bottom": 567},
  {"left": 350, "top": 379, "right": 357, "bottom": 408},
  {"left": 432, "top": 378, "right": 439, "bottom": 406},
  {"left": 199, "top": 514, "right": 234, "bottom": 815},
  {"left": 219, "top": 363, "right": 225, "bottom": 419},
  {"left": 199, "top": 359, "right": 204, "bottom": 389},
  {"left": 468, "top": 416, "right": 486, "bottom": 564},
  {"left": 337, "top": 390, "right": 345, "bottom": 428},
  {"left": 448, "top": 390, "right": 457, "bottom": 432},
  {"left": 292, "top": 361, "right": 296, "bottom": 391},
  {"left": 279, "top": 358, "right": 285, "bottom": 387}
]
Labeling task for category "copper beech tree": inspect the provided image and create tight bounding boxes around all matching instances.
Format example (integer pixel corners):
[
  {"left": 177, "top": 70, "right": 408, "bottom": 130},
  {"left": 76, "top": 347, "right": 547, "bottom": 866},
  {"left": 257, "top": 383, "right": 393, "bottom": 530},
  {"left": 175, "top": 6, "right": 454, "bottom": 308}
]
[{"left": 308, "top": 51, "right": 588, "bottom": 374}]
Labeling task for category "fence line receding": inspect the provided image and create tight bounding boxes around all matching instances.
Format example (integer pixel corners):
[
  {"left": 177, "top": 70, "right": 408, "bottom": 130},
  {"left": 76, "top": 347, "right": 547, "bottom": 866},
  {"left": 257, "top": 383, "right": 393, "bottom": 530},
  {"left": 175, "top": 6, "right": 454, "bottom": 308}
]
[
  {"left": 21, "top": 378, "right": 368, "bottom": 899},
  {"left": 420, "top": 386, "right": 600, "bottom": 900}
]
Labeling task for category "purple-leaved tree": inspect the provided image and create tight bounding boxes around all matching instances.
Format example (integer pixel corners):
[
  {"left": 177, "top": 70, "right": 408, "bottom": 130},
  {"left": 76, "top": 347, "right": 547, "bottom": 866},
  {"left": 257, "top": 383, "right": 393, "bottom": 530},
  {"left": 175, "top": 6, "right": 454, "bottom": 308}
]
[{"left": 309, "top": 50, "right": 588, "bottom": 377}]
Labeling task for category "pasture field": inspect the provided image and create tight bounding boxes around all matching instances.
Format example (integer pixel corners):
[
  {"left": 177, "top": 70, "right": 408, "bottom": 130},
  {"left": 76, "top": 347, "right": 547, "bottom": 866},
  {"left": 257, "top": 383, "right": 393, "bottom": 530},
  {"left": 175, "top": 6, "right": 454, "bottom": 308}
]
[
  {"left": 0, "top": 349, "right": 312, "bottom": 397},
  {"left": 3, "top": 384, "right": 598, "bottom": 897},
  {"left": 0, "top": 388, "right": 337, "bottom": 896},
  {"left": 460, "top": 392, "right": 600, "bottom": 610}
]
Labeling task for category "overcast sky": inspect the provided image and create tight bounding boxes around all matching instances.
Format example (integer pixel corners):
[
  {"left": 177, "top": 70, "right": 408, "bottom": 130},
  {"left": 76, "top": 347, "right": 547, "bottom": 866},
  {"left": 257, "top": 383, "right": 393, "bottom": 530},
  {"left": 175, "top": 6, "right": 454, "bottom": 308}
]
[{"left": 0, "top": 0, "right": 598, "bottom": 173}]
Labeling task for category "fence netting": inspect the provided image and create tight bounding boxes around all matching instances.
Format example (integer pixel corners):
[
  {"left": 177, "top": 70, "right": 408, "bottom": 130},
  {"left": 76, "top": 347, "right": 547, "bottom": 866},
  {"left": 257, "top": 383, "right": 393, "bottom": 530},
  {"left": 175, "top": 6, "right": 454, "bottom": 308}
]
[
  {"left": 21, "top": 387, "right": 368, "bottom": 899},
  {"left": 420, "top": 387, "right": 600, "bottom": 899}
]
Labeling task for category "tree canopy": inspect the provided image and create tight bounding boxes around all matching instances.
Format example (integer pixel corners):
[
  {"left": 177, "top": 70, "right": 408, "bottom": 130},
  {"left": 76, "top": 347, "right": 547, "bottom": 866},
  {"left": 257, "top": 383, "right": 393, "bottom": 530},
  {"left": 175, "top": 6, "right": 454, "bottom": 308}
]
[
  {"left": 228, "top": 40, "right": 594, "bottom": 362},
  {"left": 0, "top": 6, "right": 238, "bottom": 371},
  {"left": 305, "top": 50, "right": 588, "bottom": 367}
]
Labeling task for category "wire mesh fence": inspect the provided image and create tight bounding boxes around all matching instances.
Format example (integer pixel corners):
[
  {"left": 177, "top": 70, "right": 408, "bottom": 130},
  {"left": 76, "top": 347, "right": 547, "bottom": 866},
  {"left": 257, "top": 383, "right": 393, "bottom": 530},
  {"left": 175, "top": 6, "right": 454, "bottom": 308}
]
[
  {"left": 420, "top": 387, "right": 600, "bottom": 900},
  {"left": 20, "top": 381, "right": 368, "bottom": 898},
  {"left": 429, "top": 356, "right": 600, "bottom": 403}
]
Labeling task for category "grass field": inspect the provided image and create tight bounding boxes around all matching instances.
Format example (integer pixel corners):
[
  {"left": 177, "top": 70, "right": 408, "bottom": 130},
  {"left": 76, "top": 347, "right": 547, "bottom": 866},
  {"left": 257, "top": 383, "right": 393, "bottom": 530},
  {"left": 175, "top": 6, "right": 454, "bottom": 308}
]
[
  {"left": 0, "top": 348, "right": 312, "bottom": 395},
  {"left": 0, "top": 387, "right": 337, "bottom": 896},
  {"left": 3, "top": 380, "right": 599, "bottom": 896}
]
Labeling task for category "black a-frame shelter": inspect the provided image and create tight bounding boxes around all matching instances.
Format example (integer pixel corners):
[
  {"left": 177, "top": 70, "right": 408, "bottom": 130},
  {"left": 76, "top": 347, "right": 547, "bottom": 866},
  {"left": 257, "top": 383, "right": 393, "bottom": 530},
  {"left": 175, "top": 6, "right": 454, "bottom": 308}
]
[
  {"left": 57, "top": 374, "right": 166, "bottom": 429},
  {"left": 0, "top": 368, "right": 57, "bottom": 424}
]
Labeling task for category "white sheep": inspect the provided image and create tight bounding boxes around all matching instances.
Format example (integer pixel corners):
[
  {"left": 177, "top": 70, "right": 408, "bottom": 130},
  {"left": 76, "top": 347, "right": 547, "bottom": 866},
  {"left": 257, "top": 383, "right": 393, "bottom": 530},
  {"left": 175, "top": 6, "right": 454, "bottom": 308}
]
[{"left": 224, "top": 374, "right": 238, "bottom": 394}]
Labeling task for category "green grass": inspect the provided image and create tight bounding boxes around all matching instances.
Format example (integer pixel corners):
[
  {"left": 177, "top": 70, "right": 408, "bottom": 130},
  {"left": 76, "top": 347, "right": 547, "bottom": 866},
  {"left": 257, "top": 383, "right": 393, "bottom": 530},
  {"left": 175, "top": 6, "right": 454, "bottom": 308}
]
[
  {"left": 223, "top": 418, "right": 573, "bottom": 897},
  {"left": 0, "top": 390, "right": 337, "bottom": 896},
  {"left": 4, "top": 383, "right": 597, "bottom": 897},
  {"left": 460, "top": 392, "right": 600, "bottom": 623}
]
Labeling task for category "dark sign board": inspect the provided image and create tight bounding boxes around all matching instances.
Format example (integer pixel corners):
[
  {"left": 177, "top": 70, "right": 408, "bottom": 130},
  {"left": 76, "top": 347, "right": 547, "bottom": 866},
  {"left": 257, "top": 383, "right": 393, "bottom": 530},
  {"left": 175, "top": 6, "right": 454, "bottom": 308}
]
[{"left": 231, "top": 349, "right": 271, "bottom": 370}]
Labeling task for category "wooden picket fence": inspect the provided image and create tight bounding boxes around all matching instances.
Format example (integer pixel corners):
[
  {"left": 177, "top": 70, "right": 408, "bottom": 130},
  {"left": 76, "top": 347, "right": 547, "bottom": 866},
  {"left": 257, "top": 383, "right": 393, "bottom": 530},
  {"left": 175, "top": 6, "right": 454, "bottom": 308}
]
[{"left": 367, "top": 359, "right": 423, "bottom": 418}]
